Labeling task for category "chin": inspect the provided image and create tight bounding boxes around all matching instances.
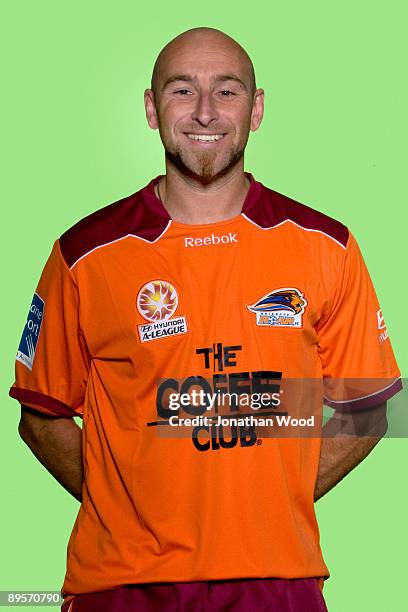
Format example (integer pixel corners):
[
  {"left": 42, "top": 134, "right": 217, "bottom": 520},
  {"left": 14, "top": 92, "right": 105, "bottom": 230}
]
[{"left": 165, "top": 147, "right": 244, "bottom": 185}]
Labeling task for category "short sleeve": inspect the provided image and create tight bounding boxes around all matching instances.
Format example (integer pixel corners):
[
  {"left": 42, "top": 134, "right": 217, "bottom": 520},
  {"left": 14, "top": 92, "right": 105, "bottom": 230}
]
[
  {"left": 316, "top": 231, "right": 402, "bottom": 411},
  {"left": 9, "top": 240, "right": 90, "bottom": 418}
]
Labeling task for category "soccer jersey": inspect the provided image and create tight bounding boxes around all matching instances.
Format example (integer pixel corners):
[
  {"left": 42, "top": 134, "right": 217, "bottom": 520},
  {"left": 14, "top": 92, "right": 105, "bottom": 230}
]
[{"left": 9, "top": 173, "right": 402, "bottom": 600}]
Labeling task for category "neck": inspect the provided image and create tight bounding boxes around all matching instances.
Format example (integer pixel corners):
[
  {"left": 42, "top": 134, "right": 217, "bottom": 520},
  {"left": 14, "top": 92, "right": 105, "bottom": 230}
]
[{"left": 155, "top": 161, "right": 250, "bottom": 224}]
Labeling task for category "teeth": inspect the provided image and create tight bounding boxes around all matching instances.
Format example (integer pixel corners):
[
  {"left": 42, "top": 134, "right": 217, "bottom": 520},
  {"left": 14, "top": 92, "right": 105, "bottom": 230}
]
[{"left": 187, "top": 134, "right": 224, "bottom": 141}]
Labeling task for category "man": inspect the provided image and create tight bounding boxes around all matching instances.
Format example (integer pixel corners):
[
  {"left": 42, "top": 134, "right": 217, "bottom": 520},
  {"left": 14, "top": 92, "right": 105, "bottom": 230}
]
[{"left": 10, "top": 27, "right": 402, "bottom": 612}]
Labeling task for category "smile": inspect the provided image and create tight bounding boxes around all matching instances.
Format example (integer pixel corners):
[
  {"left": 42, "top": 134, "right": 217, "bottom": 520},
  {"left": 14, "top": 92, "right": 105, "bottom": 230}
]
[{"left": 185, "top": 133, "right": 225, "bottom": 142}]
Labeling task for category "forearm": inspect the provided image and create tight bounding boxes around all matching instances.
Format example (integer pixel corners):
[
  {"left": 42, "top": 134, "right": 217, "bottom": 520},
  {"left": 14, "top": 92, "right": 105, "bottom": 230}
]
[
  {"left": 314, "top": 403, "right": 387, "bottom": 502},
  {"left": 314, "top": 433, "right": 382, "bottom": 501},
  {"left": 19, "top": 412, "right": 84, "bottom": 502}
]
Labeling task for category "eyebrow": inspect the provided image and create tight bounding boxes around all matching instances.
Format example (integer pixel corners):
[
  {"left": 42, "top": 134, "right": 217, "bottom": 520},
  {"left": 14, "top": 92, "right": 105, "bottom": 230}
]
[{"left": 161, "top": 73, "right": 248, "bottom": 92}]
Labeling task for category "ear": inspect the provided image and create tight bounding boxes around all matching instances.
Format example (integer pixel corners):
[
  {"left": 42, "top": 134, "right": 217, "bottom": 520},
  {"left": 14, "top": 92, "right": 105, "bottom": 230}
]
[
  {"left": 250, "top": 88, "right": 264, "bottom": 132},
  {"left": 144, "top": 89, "right": 159, "bottom": 130}
]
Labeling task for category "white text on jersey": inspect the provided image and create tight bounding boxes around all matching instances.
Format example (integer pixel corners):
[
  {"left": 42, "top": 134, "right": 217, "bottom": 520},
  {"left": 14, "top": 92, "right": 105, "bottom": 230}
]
[{"left": 184, "top": 232, "right": 238, "bottom": 248}]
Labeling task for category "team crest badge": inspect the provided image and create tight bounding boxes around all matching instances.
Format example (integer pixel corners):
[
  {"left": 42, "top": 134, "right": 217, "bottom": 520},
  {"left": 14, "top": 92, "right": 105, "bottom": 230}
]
[
  {"left": 137, "top": 280, "right": 188, "bottom": 342},
  {"left": 247, "top": 287, "right": 307, "bottom": 328}
]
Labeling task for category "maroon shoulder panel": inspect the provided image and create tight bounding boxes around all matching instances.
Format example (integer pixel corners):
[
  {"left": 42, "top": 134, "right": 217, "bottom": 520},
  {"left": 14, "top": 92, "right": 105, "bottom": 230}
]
[
  {"left": 242, "top": 182, "right": 349, "bottom": 248},
  {"left": 59, "top": 176, "right": 170, "bottom": 268},
  {"left": 59, "top": 174, "right": 348, "bottom": 268}
]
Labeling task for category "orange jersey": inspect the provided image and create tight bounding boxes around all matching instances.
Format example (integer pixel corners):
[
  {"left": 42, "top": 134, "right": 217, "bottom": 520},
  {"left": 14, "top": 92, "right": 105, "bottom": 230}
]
[{"left": 10, "top": 173, "right": 401, "bottom": 599}]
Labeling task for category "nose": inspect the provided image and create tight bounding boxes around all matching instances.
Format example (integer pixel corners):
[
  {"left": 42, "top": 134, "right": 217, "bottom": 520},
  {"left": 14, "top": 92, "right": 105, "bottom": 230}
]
[{"left": 191, "top": 92, "right": 219, "bottom": 126}]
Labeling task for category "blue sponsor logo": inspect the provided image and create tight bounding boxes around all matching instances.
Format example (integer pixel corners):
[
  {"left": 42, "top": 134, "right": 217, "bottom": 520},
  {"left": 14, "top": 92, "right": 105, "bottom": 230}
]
[{"left": 16, "top": 293, "right": 45, "bottom": 370}]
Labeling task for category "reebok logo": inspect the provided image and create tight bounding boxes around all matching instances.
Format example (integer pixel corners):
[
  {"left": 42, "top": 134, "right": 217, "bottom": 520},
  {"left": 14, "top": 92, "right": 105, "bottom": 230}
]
[{"left": 184, "top": 232, "right": 238, "bottom": 248}]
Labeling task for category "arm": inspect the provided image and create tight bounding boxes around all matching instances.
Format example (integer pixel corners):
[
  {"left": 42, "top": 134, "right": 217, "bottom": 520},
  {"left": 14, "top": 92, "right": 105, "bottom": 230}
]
[
  {"left": 18, "top": 405, "right": 84, "bottom": 502},
  {"left": 314, "top": 402, "right": 387, "bottom": 502}
]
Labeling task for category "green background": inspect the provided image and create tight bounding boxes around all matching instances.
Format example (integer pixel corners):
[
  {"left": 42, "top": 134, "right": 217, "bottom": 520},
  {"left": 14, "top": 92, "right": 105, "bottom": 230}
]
[{"left": 1, "top": 1, "right": 406, "bottom": 610}]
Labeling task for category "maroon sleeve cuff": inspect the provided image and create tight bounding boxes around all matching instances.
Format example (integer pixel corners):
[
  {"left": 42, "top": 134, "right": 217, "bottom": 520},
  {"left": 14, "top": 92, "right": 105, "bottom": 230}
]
[
  {"left": 9, "top": 387, "right": 83, "bottom": 418},
  {"left": 324, "top": 377, "right": 403, "bottom": 412}
]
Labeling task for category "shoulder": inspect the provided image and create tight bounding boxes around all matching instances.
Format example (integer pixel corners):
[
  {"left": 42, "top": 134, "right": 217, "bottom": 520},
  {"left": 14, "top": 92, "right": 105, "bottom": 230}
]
[
  {"left": 244, "top": 181, "right": 349, "bottom": 250},
  {"left": 58, "top": 179, "right": 169, "bottom": 268}
]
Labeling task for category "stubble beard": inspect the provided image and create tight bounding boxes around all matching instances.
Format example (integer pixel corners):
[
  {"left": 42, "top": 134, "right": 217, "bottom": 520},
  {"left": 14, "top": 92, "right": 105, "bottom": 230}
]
[{"left": 164, "top": 142, "right": 245, "bottom": 186}]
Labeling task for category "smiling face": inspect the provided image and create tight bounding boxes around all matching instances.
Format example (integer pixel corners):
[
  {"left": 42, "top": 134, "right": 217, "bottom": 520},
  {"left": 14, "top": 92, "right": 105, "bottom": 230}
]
[{"left": 145, "top": 28, "right": 264, "bottom": 185}]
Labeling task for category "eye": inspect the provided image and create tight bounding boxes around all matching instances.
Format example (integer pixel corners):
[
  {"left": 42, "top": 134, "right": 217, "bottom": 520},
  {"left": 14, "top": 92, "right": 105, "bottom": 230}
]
[
  {"left": 219, "top": 90, "right": 236, "bottom": 97},
  {"left": 174, "top": 89, "right": 192, "bottom": 96}
]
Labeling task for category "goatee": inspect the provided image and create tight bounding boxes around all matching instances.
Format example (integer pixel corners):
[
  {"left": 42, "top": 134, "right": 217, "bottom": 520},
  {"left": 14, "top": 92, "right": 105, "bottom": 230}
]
[{"left": 165, "top": 145, "right": 244, "bottom": 186}]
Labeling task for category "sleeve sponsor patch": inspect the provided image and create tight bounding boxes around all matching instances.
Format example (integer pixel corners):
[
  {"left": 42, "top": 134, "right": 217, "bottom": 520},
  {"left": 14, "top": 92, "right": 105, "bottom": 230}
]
[{"left": 16, "top": 292, "right": 45, "bottom": 370}]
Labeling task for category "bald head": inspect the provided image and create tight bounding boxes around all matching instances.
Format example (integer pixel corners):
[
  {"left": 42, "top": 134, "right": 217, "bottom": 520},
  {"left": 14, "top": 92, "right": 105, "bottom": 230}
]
[{"left": 151, "top": 27, "right": 256, "bottom": 98}]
